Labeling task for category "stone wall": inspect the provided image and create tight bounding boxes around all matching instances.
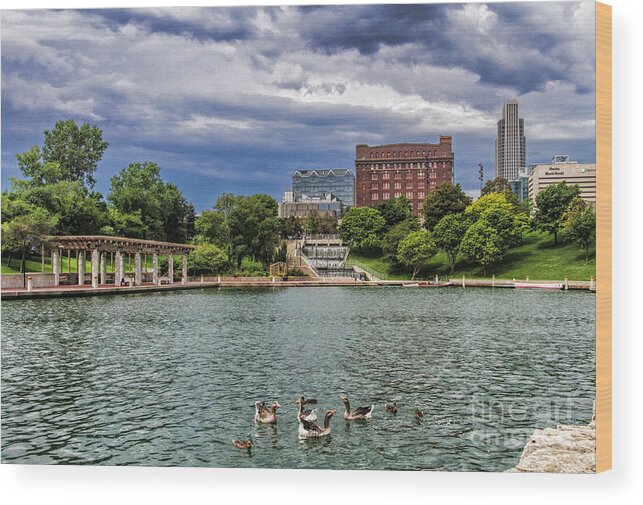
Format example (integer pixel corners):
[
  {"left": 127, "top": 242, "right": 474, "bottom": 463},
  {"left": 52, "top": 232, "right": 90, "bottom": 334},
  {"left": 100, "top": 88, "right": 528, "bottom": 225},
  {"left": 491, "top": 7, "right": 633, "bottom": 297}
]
[{"left": 1, "top": 273, "right": 57, "bottom": 289}]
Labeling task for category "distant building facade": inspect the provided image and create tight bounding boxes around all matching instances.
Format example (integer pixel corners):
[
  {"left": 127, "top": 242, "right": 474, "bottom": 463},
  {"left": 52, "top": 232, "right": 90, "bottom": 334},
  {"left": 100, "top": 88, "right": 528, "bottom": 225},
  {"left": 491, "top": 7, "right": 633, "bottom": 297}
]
[
  {"left": 496, "top": 99, "right": 526, "bottom": 180},
  {"left": 354, "top": 136, "right": 454, "bottom": 216},
  {"left": 528, "top": 155, "right": 596, "bottom": 203},
  {"left": 291, "top": 169, "right": 355, "bottom": 209},
  {"left": 508, "top": 168, "right": 530, "bottom": 203},
  {"left": 278, "top": 192, "right": 343, "bottom": 219}
]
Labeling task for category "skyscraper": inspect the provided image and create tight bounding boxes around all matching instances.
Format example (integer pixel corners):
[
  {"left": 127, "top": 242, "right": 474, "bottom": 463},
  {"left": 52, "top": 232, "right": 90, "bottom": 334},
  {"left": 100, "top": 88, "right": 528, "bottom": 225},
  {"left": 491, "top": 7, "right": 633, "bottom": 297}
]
[{"left": 495, "top": 99, "right": 526, "bottom": 180}]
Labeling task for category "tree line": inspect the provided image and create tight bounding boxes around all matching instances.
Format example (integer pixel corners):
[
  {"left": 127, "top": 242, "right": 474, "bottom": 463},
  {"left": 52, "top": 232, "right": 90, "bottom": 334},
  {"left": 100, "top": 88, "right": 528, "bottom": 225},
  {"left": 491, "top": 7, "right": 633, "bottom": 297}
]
[
  {"left": 2, "top": 119, "right": 195, "bottom": 273},
  {"left": 338, "top": 178, "right": 596, "bottom": 279},
  {"left": 1, "top": 119, "right": 595, "bottom": 278}
]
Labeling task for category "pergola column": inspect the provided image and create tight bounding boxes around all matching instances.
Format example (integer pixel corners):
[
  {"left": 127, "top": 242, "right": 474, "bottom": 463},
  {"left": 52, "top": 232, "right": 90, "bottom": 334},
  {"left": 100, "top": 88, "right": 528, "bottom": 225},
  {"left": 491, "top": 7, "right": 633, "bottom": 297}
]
[
  {"left": 78, "top": 250, "right": 86, "bottom": 285},
  {"left": 181, "top": 254, "right": 188, "bottom": 284},
  {"left": 152, "top": 253, "right": 159, "bottom": 285},
  {"left": 100, "top": 252, "right": 107, "bottom": 285},
  {"left": 115, "top": 251, "right": 124, "bottom": 286},
  {"left": 134, "top": 252, "right": 142, "bottom": 286},
  {"left": 168, "top": 255, "right": 174, "bottom": 284},
  {"left": 52, "top": 249, "right": 60, "bottom": 286},
  {"left": 91, "top": 249, "right": 99, "bottom": 289}
]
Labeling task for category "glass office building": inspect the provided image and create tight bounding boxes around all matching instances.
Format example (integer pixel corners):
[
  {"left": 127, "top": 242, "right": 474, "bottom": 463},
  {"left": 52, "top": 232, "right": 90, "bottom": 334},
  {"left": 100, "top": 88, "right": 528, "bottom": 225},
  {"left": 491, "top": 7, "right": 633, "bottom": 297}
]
[
  {"left": 509, "top": 173, "right": 530, "bottom": 202},
  {"left": 291, "top": 169, "right": 355, "bottom": 210}
]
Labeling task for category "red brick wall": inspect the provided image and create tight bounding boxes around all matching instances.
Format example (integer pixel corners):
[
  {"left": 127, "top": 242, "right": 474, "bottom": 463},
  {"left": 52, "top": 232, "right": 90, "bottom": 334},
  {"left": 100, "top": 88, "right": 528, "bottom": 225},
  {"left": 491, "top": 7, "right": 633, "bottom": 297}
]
[{"left": 355, "top": 137, "right": 454, "bottom": 215}]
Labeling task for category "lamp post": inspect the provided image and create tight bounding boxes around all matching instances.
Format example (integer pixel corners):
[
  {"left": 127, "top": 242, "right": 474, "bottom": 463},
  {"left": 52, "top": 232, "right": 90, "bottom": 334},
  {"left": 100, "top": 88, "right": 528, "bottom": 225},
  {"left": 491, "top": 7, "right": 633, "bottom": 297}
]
[{"left": 478, "top": 163, "right": 484, "bottom": 194}]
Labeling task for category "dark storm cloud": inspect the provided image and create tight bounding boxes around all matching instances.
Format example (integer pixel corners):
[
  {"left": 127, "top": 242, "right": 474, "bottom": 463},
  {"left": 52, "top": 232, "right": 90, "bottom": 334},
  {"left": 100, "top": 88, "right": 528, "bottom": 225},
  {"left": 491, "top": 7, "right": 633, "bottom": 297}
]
[
  {"left": 1, "top": 2, "right": 596, "bottom": 210},
  {"left": 298, "top": 2, "right": 594, "bottom": 95},
  {"left": 92, "top": 7, "right": 257, "bottom": 42}
]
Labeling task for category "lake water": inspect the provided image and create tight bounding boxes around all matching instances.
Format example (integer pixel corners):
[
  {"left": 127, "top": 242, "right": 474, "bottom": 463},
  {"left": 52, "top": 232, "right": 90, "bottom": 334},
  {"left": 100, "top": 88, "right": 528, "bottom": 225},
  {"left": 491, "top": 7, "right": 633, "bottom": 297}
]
[{"left": 1, "top": 287, "right": 595, "bottom": 471}]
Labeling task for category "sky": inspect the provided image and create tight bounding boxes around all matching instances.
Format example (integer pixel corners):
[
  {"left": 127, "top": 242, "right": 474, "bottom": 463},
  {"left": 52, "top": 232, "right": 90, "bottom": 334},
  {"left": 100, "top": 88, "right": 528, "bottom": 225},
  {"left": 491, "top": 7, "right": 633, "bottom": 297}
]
[{"left": 1, "top": 1, "right": 597, "bottom": 212}]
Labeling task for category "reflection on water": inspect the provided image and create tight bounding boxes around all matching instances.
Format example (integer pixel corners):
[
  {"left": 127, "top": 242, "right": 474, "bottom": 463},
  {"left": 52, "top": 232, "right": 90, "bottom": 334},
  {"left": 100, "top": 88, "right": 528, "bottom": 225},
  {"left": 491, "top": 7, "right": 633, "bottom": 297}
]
[{"left": 1, "top": 287, "right": 595, "bottom": 471}]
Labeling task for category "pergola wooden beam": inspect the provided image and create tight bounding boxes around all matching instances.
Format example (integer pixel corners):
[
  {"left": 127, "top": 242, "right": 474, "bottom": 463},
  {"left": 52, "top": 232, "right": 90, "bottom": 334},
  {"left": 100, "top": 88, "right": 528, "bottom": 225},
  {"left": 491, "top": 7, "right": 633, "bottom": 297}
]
[
  {"left": 45, "top": 235, "right": 195, "bottom": 288},
  {"left": 45, "top": 235, "right": 196, "bottom": 255}
]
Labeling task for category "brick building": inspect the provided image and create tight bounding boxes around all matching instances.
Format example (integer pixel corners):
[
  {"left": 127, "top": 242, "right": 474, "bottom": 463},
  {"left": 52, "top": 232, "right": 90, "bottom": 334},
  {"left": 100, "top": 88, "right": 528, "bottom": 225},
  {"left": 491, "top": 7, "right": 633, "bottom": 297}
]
[{"left": 355, "top": 136, "right": 454, "bottom": 215}]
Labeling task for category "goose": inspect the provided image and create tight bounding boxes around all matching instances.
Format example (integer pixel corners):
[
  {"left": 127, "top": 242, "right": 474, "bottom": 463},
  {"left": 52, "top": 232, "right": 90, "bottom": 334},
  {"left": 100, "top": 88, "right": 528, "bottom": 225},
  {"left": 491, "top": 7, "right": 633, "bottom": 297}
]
[
  {"left": 385, "top": 402, "right": 398, "bottom": 414},
  {"left": 254, "top": 401, "right": 281, "bottom": 424},
  {"left": 415, "top": 409, "right": 424, "bottom": 421},
  {"left": 232, "top": 438, "right": 253, "bottom": 450},
  {"left": 298, "top": 409, "right": 336, "bottom": 439},
  {"left": 339, "top": 396, "right": 374, "bottom": 420},
  {"left": 295, "top": 396, "right": 318, "bottom": 422}
]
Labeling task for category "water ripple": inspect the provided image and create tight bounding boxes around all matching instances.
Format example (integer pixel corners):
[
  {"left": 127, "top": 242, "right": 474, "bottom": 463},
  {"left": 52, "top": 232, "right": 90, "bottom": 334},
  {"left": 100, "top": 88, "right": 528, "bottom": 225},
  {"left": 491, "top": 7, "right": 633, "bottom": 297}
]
[{"left": 2, "top": 287, "right": 595, "bottom": 471}]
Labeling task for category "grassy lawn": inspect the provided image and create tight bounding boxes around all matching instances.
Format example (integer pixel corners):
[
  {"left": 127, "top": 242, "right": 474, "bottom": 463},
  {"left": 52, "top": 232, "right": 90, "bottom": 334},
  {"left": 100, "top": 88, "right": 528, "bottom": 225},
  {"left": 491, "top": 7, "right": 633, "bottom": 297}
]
[
  {"left": 348, "top": 232, "right": 596, "bottom": 281},
  {"left": 1, "top": 253, "right": 161, "bottom": 275}
]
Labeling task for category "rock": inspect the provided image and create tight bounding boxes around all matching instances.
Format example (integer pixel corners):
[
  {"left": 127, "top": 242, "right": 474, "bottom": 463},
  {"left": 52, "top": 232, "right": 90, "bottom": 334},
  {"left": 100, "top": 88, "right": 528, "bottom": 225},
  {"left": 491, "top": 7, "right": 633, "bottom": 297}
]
[{"left": 509, "top": 404, "right": 596, "bottom": 473}]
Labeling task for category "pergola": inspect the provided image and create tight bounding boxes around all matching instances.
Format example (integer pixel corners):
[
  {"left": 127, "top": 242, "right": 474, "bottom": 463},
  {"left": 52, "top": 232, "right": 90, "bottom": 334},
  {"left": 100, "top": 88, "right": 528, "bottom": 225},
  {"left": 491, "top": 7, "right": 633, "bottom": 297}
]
[{"left": 46, "top": 235, "right": 196, "bottom": 288}]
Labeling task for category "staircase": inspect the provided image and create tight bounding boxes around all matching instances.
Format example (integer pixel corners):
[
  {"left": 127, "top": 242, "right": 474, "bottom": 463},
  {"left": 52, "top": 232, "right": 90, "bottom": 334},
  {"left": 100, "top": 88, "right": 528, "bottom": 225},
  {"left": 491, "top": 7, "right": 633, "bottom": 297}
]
[{"left": 285, "top": 240, "right": 318, "bottom": 277}]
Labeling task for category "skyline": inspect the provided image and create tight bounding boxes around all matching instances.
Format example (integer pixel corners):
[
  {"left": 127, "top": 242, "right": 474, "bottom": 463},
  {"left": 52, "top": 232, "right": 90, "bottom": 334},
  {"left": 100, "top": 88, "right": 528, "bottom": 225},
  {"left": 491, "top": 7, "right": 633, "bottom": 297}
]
[{"left": 1, "top": 1, "right": 597, "bottom": 211}]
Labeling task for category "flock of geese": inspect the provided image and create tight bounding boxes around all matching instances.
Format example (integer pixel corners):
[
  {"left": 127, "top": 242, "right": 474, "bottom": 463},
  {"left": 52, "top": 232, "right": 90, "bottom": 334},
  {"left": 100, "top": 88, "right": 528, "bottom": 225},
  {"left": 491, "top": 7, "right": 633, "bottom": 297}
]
[{"left": 232, "top": 395, "right": 424, "bottom": 451}]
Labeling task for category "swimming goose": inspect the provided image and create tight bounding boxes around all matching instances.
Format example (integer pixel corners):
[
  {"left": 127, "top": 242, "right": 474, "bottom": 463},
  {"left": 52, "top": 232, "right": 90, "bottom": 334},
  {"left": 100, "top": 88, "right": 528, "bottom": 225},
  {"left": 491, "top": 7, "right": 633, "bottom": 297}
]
[
  {"left": 232, "top": 438, "right": 253, "bottom": 450},
  {"left": 254, "top": 401, "right": 281, "bottom": 424},
  {"left": 295, "top": 396, "right": 318, "bottom": 422},
  {"left": 298, "top": 409, "right": 336, "bottom": 439},
  {"left": 415, "top": 409, "right": 424, "bottom": 421},
  {"left": 339, "top": 396, "right": 374, "bottom": 420},
  {"left": 385, "top": 402, "right": 398, "bottom": 414}
]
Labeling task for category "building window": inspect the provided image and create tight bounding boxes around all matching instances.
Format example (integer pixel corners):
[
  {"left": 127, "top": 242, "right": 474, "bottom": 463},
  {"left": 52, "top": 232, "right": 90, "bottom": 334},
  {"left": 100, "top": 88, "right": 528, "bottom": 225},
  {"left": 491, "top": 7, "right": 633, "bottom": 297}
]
[
  {"left": 394, "top": 182, "right": 402, "bottom": 189},
  {"left": 418, "top": 201, "right": 424, "bottom": 209},
  {"left": 383, "top": 172, "right": 390, "bottom": 180},
  {"left": 371, "top": 192, "right": 379, "bottom": 201},
  {"left": 394, "top": 192, "right": 401, "bottom": 198},
  {"left": 371, "top": 173, "right": 378, "bottom": 180},
  {"left": 406, "top": 172, "right": 413, "bottom": 179},
  {"left": 418, "top": 171, "right": 424, "bottom": 177},
  {"left": 430, "top": 171, "right": 436, "bottom": 179},
  {"left": 406, "top": 183, "right": 413, "bottom": 189},
  {"left": 395, "top": 172, "right": 402, "bottom": 179},
  {"left": 418, "top": 191, "right": 425, "bottom": 199},
  {"left": 406, "top": 192, "right": 414, "bottom": 199},
  {"left": 383, "top": 192, "right": 390, "bottom": 200},
  {"left": 371, "top": 183, "right": 379, "bottom": 190},
  {"left": 383, "top": 182, "right": 390, "bottom": 190}
]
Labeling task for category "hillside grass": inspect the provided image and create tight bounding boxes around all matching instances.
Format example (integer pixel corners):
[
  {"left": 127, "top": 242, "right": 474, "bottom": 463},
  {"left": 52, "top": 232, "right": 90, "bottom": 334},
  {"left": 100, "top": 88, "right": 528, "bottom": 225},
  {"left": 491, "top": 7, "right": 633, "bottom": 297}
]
[{"left": 348, "top": 231, "right": 596, "bottom": 281}]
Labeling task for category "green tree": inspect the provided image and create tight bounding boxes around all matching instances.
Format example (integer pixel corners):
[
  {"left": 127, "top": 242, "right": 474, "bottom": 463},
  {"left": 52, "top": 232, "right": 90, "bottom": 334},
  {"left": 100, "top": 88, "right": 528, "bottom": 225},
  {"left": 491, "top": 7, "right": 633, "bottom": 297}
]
[
  {"left": 562, "top": 198, "right": 596, "bottom": 261},
  {"left": 228, "top": 194, "right": 280, "bottom": 267},
  {"left": 338, "top": 207, "right": 386, "bottom": 251},
  {"left": 214, "top": 193, "right": 239, "bottom": 221},
  {"left": 533, "top": 182, "right": 581, "bottom": 246},
  {"left": 460, "top": 221, "right": 504, "bottom": 276},
  {"left": 102, "top": 207, "right": 148, "bottom": 238},
  {"left": 4, "top": 180, "right": 108, "bottom": 236},
  {"left": 423, "top": 182, "right": 472, "bottom": 231},
  {"left": 187, "top": 244, "right": 228, "bottom": 275},
  {"left": 481, "top": 177, "right": 518, "bottom": 204},
  {"left": 17, "top": 119, "right": 108, "bottom": 188},
  {"left": 433, "top": 213, "right": 472, "bottom": 273},
  {"left": 375, "top": 196, "right": 413, "bottom": 228},
  {"left": 2, "top": 208, "right": 57, "bottom": 280},
  {"left": 304, "top": 212, "right": 322, "bottom": 235},
  {"left": 319, "top": 213, "right": 338, "bottom": 234},
  {"left": 466, "top": 192, "right": 528, "bottom": 246},
  {"left": 195, "top": 210, "right": 228, "bottom": 247},
  {"left": 397, "top": 230, "right": 437, "bottom": 280},
  {"left": 280, "top": 215, "right": 303, "bottom": 239},
  {"left": 381, "top": 218, "right": 421, "bottom": 263},
  {"left": 107, "top": 162, "right": 194, "bottom": 242}
]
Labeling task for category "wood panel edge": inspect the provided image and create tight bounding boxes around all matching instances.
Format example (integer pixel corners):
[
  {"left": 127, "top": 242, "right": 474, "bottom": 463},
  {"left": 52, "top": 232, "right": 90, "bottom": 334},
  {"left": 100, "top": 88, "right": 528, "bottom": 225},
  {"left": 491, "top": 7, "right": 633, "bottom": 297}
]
[{"left": 595, "top": 0, "right": 612, "bottom": 474}]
